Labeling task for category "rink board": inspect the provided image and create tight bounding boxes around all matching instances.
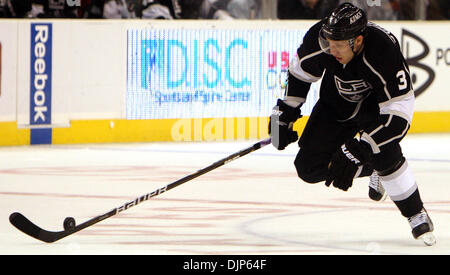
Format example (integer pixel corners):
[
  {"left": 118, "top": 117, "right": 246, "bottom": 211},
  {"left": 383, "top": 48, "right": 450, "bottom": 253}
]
[{"left": 0, "top": 112, "right": 448, "bottom": 145}]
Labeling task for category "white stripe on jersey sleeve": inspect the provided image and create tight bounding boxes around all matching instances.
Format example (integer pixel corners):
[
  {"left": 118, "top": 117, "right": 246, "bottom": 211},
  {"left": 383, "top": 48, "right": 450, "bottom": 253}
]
[
  {"left": 379, "top": 90, "right": 415, "bottom": 124},
  {"left": 361, "top": 92, "right": 414, "bottom": 154},
  {"left": 283, "top": 96, "right": 306, "bottom": 108},
  {"left": 289, "top": 50, "right": 324, "bottom": 83}
]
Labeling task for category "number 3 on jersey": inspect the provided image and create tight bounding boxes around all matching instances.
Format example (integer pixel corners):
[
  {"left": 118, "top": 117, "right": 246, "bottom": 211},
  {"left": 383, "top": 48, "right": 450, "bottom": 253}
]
[{"left": 396, "top": 69, "right": 409, "bottom": 91}]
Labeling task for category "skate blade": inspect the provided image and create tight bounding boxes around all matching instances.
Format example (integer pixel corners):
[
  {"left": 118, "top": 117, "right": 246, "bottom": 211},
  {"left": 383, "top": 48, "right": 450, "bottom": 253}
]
[{"left": 420, "top": 232, "right": 436, "bottom": 246}]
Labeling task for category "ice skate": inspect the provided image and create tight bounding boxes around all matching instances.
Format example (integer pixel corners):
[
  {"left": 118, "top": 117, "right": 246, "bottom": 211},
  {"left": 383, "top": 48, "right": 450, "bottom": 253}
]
[
  {"left": 408, "top": 208, "right": 436, "bottom": 246},
  {"left": 368, "top": 171, "right": 387, "bottom": 202}
]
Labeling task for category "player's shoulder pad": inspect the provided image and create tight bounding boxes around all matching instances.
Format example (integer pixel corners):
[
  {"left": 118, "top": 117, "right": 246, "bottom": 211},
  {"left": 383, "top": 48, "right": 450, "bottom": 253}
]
[
  {"left": 363, "top": 22, "right": 404, "bottom": 77},
  {"left": 297, "top": 20, "right": 323, "bottom": 56},
  {"left": 302, "top": 20, "right": 323, "bottom": 43},
  {"left": 364, "top": 22, "right": 401, "bottom": 60}
]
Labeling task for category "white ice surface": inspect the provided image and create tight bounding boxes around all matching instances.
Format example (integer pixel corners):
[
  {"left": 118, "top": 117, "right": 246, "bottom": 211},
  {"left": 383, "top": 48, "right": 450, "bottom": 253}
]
[{"left": 1, "top": 133, "right": 449, "bottom": 255}]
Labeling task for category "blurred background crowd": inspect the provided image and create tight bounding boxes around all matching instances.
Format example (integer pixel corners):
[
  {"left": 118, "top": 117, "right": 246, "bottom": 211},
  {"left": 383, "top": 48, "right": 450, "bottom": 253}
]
[{"left": 0, "top": 0, "right": 448, "bottom": 20}]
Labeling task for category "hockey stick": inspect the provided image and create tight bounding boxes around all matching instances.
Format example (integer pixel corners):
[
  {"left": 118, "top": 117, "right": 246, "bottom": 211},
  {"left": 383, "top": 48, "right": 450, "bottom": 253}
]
[{"left": 9, "top": 138, "right": 272, "bottom": 243}]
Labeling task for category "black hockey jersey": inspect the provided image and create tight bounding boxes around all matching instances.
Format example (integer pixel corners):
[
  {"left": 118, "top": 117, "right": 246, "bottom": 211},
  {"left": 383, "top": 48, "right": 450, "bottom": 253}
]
[{"left": 286, "top": 20, "right": 415, "bottom": 154}]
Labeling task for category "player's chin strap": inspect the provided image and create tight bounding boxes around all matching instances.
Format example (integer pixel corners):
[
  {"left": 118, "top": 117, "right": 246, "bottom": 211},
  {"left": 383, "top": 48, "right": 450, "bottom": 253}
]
[
  {"left": 350, "top": 39, "right": 364, "bottom": 56},
  {"left": 350, "top": 32, "right": 366, "bottom": 54},
  {"left": 348, "top": 37, "right": 356, "bottom": 50}
]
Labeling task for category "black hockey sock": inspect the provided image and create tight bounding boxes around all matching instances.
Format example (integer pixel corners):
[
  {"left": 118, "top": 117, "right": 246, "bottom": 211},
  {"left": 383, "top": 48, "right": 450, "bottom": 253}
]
[{"left": 392, "top": 189, "right": 424, "bottom": 218}]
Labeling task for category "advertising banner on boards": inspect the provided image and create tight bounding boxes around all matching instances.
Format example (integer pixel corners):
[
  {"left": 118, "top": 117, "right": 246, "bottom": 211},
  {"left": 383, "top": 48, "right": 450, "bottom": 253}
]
[
  {"left": 126, "top": 28, "right": 320, "bottom": 120},
  {"left": 30, "top": 23, "right": 52, "bottom": 144}
]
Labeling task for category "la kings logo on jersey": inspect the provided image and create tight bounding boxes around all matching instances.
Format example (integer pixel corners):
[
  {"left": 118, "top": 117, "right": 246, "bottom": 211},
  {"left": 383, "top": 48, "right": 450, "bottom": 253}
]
[{"left": 334, "top": 76, "right": 372, "bottom": 102}]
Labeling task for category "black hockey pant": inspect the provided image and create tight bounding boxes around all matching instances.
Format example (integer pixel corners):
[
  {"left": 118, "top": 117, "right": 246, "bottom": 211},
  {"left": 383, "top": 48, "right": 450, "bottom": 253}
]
[{"left": 294, "top": 99, "right": 404, "bottom": 183}]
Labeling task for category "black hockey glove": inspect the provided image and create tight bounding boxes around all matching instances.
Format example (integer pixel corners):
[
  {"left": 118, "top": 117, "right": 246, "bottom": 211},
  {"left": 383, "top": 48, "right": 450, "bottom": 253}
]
[
  {"left": 268, "top": 99, "right": 302, "bottom": 150},
  {"left": 325, "top": 139, "right": 372, "bottom": 191}
]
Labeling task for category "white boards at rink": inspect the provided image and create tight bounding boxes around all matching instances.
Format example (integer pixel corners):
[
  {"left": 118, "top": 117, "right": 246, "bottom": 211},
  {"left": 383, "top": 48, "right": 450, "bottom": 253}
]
[{"left": 0, "top": 19, "right": 448, "bottom": 145}]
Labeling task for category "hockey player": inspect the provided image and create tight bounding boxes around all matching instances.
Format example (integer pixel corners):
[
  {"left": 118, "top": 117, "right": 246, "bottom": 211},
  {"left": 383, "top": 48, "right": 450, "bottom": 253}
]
[{"left": 269, "top": 2, "right": 435, "bottom": 245}]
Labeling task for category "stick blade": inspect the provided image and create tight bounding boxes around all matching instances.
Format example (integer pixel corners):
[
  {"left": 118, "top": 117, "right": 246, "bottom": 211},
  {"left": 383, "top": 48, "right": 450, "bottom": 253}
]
[{"left": 9, "top": 212, "right": 61, "bottom": 243}]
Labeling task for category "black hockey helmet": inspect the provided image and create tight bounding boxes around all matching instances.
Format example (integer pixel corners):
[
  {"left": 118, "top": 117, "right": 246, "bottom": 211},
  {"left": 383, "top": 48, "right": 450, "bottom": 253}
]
[{"left": 320, "top": 2, "right": 367, "bottom": 41}]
